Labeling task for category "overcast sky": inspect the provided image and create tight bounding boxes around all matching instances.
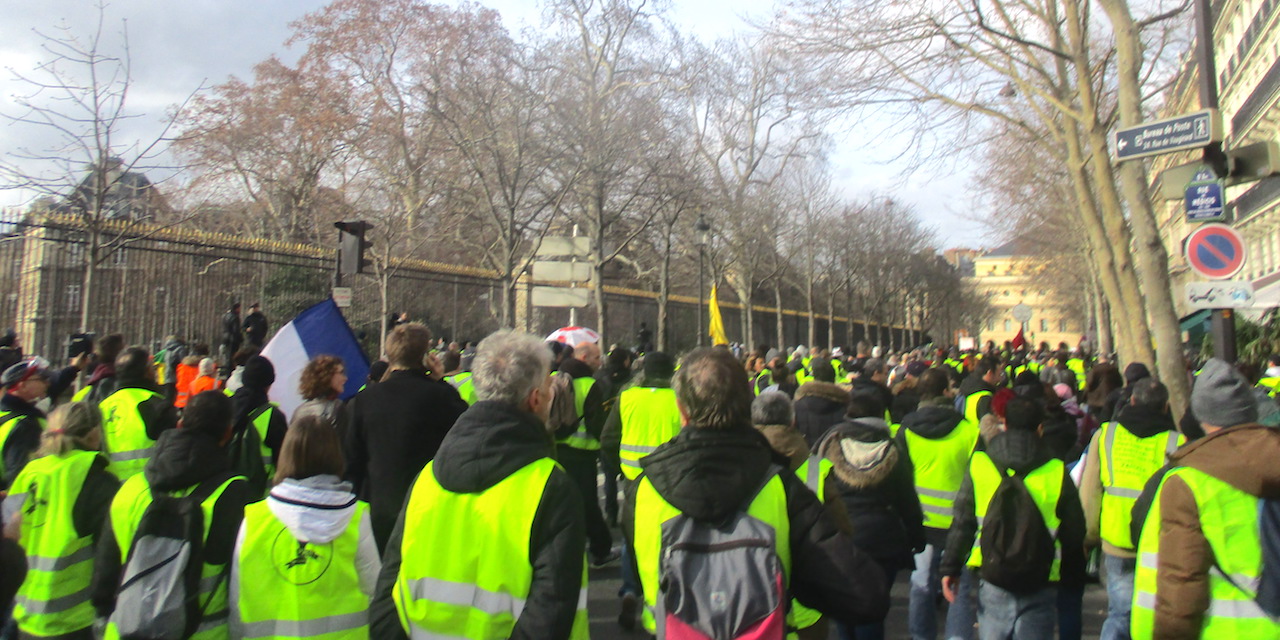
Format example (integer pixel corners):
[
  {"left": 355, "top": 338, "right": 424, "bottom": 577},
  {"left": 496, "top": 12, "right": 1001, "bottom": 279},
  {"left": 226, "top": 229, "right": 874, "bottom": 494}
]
[{"left": 0, "top": 0, "right": 987, "bottom": 248}]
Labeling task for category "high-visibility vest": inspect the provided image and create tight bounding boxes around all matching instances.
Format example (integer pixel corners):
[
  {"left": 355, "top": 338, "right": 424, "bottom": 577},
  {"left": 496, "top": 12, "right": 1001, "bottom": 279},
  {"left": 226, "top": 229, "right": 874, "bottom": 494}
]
[
  {"left": 236, "top": 499, "right": 371, "bottom": 639},
  {"left": 0, "top": 410, "right": 46, "bottom": 480},
  {"left": 1132, "top": 466, "right": 1280, "bottom": 639},
  {"left": 10, "top": 450, "right": 102, "bottom": 636},
  {"left": 1066, "top": 358, "right": 1087, "bottom": 391},
  {"left": 249, "top": 404, "right": 280, "bottom": 480},
  {"left": 903, "top": 419, "right": 981, "bottom": 530},
  {"left": 617, "top": 387, "right": 682, "bottom": 480},
  {"left": 1096, "top": 422, "right": 1183, "bottom": 550},
  {"left": 1256, "top": 376, "right": 1280, "bottom": 398},
  {"left": 791, "top": 456, "right": 834, "bottom": 631},
  {"left": 392, "top": 458, "right": 589, "bottom": 640},
  {"left": 106, "top": 473, "right": 244, "bottom": 640},
  {"left": 966, "top": 452, "right": 1064, "bottom": 582},
  {"left": 99, "top": 387, "right": 164, "bottom": 481},
  {"left": 71, "top": 385, "right": 92, "bottom": 402},
  {"left": 445, "top": 372, "right": 477, "bottom": 406},
  {"left": 754, "top": 369, "right": 772, "bottom": 396},
  {"left": 557, "top": 377, "right": 600, "bottom": 451},
  {"left": 175, "top": 363, "right": 199, "bottom": 408},
  {"left": 633, "top": 470, "right": 791, "bottom": 635},
  {"left": 963, "top": 390, "right": 992, "bottom": 426}
]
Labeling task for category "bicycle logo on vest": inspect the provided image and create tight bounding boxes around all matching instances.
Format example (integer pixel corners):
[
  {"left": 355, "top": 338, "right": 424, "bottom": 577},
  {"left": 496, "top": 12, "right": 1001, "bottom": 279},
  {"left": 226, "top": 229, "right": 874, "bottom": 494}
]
[{"left": 271, "top": 527, "right": 332, "bottom": 585}]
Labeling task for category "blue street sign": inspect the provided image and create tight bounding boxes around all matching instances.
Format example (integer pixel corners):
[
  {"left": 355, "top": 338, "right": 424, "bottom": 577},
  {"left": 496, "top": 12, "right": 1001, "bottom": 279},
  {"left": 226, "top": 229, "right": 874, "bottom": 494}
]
[
  {"left": 1185, "top": 172, "right": 1226, "bottom": 222},
  {"left": 1114, "top": 109, "right": 1221, "bottom": 161}
]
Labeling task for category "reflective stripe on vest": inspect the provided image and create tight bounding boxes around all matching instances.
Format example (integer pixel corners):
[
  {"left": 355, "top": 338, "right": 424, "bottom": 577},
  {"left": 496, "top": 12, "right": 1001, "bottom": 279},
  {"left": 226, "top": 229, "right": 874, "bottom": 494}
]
[
  {"left": 107, "top": 473, "right": 243, "bottom": 640},
  {"left": 632, "top": 471, "right": 791, "bottom": 635},
  {"left": 11, "top": 451, "right": 101, "bottom": 636},
  {"left": 558, "top": 377, "right": 600, "bottom": 451},
  {"left": 617, "top": 387, "right": 682, "bottom": 480},
  {"left": 963, "top": 390, "right": 992, "bottom": 427},
  {"left": 903, "top": 418, "right": 980, "bottom": 530},
  {"left": 1097, "top": 422, "right": 1183, "bottom": 550},
  {"left": 1131, "top": 466, "right": 1280, "bottom": 639},
  {"left": 966, "top": 452, "right": 1065, "bottom": 582},
  {"left": 445, "top": 373, "right": 477, "bottom": 406},
  {"left": 237, "top": 499, "right": 371, "bottom": 639},
  {"left": 393, "top": 458, "right": 588, "bottom": 640},
  {"left": 99, "top": 387, "right": 164, "bottom": 481}
]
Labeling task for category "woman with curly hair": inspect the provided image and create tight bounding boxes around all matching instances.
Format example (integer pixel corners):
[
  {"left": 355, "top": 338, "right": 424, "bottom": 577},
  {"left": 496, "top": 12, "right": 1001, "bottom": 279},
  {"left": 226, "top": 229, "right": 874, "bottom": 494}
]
[{"left": 292, "top": 355, "right": 349, "bottom": 439}]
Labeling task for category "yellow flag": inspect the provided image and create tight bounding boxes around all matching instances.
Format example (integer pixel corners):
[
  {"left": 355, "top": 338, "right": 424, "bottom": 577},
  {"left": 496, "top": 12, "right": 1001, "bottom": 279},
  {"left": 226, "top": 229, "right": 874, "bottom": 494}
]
[{"left": 708, "top": 284, "right": 729, "bottom": 346}]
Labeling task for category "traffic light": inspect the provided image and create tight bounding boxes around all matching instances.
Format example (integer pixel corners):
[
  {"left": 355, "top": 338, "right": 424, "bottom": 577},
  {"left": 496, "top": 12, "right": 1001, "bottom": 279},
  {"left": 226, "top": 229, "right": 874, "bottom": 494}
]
[{"left": 334, "top": 221, "right": 373, "bottom": 275}]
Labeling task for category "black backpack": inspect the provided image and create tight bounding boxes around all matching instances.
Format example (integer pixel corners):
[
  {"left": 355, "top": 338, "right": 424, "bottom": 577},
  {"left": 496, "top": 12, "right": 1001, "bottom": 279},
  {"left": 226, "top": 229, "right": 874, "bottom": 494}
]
[
  {"left": 979, "top": 467, "right": 1057, "bottom": 594},
  {"left": 226, "top": 407, "right": 269, "bottom": 496},
  {"left": 110, "top": 476, "right": 231, "bottom": 639}
]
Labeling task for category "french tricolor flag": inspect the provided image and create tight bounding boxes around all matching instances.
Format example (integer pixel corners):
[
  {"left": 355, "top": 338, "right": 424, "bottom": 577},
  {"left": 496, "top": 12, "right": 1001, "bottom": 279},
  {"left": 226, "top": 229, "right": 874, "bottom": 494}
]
[{"left": 261, "top": 298, "right": 370, "bottom": 418}]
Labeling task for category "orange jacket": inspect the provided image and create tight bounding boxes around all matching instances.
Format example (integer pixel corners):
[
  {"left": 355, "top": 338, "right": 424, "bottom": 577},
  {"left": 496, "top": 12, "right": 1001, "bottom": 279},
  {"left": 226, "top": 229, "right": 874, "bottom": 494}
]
[
  {"left": 190, "top": 374, "right": 220, "bottom": 396},
  {"left": 174, "top": 362, "right": 199, "bottom": 408}
]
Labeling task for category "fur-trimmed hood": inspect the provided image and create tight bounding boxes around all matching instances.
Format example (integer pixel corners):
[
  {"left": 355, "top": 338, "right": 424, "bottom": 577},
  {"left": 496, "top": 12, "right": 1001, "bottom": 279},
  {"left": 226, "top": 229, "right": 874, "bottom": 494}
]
[{"left": 820, "top": 419, "right": 899, "bottom": 490}]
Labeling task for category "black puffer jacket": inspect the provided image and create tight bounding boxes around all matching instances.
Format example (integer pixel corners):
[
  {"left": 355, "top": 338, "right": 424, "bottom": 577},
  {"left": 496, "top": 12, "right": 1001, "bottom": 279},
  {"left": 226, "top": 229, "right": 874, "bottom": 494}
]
[
  {"left": 371, "top": 401, "right": 585, "bottom": 640},
  {"left": 794, "top": 381, "right": 850, "bottom": 447},
  {"left": 623, "top": 425, "right": 890, "bottom": 627},
  {"left": 91, "top": 428, "right": 251, "bottom": 617},
  {"left": 822, "top": 419, "right": 925, "bottom": 571},
  {"left": 939, "top": 429, "right": 1085, "bottom": 585}
]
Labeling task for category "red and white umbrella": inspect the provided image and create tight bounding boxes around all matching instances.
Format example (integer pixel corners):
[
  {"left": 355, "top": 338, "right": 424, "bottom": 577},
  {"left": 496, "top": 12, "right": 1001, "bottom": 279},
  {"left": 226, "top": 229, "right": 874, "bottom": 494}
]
[{"left": 546, "top": 326, "right": 600, "bottom": 348}]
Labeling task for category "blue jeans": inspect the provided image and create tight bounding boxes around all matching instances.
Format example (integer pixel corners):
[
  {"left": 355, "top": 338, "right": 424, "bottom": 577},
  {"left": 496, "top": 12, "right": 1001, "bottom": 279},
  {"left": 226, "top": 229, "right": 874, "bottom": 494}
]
[
  {"left": 1101, "top": 554, "right": 1136, "bottom": 640},
  {"left": 976, "top": 581, "right": 1056, "bottom": 640},
  {"left": 836, "top": 569, "right": 898, "bottom": 640},
  {"left": 909, "top": 544, "right": 977, "bottom": 640}
]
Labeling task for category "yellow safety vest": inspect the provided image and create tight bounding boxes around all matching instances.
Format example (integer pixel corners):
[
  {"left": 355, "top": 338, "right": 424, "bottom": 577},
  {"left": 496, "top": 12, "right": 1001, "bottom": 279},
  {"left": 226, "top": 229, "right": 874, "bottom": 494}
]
[
  {"left": 10, "top": 450, "right": 103, "bottom": 637},
  {"left": 1096, "top": 422, "right": 1183, "bottom": 550},
  {"left": 557, "top": 376, "right": 600, "bottom": 451},
  {"left": 1132, "top": 466, "right": 1280, "bottom": 639},
  {"left": 106, "top": 473, "right": 244, "bottom": 640},
  {"left": 248, "top": 404, "right": 279, "bottom": 481},
  {"left": 966, "top": 452, "right": 1064, "bottom": 582},
  {"left": 99, "top": 387, "right": 164, "bottom": 481},
  {"left": 236, "top": 499, "right": 372, "bottom": 639},
  {"left": 963, "top": 390, "right": 992, "bottom": 427},
  {"left": 1066, "top": 358, "right": 1087, "bottom": 391},
  {"left": 445, "top": 373, "right": 477, "bottom": 406},
  {"left": 633, "top": 470, "right": 791, "bottom": 634},
  {"left": 0, "top": 410, "right": 47, "bottom": 480},
  {"left": 617, "top": 387, "right": 682, "bottom": 480},
  {"left": 393, "top": 458, "right": 589, "bottom": 640},
  {"left": 1256, "top": 376, "right": 1280, "bottom": 398},
  {"left": 791, "top": 455, "right": 835, "bottom": 631},
  {"left": 903, "top": 419, "right": 981, "bottom": 530}
]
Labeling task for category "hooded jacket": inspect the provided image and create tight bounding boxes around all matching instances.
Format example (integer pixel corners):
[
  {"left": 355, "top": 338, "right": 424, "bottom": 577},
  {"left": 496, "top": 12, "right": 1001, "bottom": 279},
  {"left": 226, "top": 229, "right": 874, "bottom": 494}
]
[
  {"left": 939, "top": 428, "right": 1086, "bottom": 585},
  {"left": 822, "top": 419, "right": 925, "bottom": 571},
  {"left": 623, "top": 425, "right": 890, "bottom": 628},
  {"left": 896, "top": 396, "right": 981, "bottom": 547},
  {"left": 91, "top": 428, "right": 252, "bottom": 617},
  {"left": 1080, "top": 402, "right": 1178, "bottom": 558},
  {"left": 793, "top": 381, "right": 850, "bottom": 447},
  {"left": 1138, "top": 424, "right": 1280, "bottom": 638},
  {"left": 370, "top": 401, "right": 585, "bottom": 640},
  {"left": 230, "top": 475, "right": 380, "bottom": 634},
  {"left": 343, "top": 368, "right": 467, "bottom": 551}
]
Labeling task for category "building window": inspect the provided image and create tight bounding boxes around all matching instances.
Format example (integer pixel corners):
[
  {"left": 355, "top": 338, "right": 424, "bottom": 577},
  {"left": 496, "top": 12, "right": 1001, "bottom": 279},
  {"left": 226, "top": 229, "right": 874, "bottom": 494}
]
[
  {"left": 1003, "top": 319, "right": 1011, "bottom": 331},
  {"left": 111, "top": 248, "right": 127, "bottom": 267},
  {"left": 1040, "top": 319, "right": 1049, "bottom": 332},
  {"left": 1060, "top": 319, "right": 1068, "bottom": 332},
  {"left": 65, "top": 285, "right": 81, "bottom": 313}
]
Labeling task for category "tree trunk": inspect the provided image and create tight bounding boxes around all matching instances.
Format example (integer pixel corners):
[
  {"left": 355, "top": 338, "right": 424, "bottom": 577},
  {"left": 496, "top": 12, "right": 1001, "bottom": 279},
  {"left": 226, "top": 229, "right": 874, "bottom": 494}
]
[
  {"left": 805, "top": 277, "right": 816, "bottom": 348},
  {"left": 774, "top": 280, "right": 785, "bottom": 350},
  {"left": 80, "top": 229, "right": 98, "bottom": 332},
  {"left": 657, "top": 231, "right": 672, "bottom": 352}
]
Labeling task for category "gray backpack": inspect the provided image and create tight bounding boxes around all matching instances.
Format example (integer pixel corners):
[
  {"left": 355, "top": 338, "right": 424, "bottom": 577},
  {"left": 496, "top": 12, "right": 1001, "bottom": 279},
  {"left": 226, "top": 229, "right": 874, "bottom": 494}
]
[
  {"left": 655, "top": 467, "right": 787, "bottom": 640},
  {"left": 110, "top": 477, "right": 229, "bottom": 640}
]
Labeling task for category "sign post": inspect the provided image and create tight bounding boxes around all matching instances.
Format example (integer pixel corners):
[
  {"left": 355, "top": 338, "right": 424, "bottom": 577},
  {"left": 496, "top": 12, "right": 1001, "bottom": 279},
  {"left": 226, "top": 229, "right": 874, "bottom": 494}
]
[{"left": 1112, "top": 109, "right": 1222, "bottom": 161}]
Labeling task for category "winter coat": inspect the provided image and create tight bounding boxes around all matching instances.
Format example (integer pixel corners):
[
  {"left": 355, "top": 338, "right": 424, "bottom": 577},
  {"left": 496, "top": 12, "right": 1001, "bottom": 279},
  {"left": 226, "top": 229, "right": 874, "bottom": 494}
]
[
  {"left": 794, "top": 381, "right": 850, "bottom": 447},
  {"left": 849, "top": 377, "right": 894, "bottom": 417},
  {"left": 370, "top": 401, "right": 585, "bottom": 640},
  {"left": 343, "top": 368, "right": 467, "bottom": 551},
  {"left": 221, "top": 310, "right": 243, "bottom": 352},
  {"left": 292, "top": 397, "right": 348, "bottom": 441},
  {"left": 957, "top": 374, "right": 996, "bottom": 422},
  {"left": 890, "top": 378, "right": 921, "bottom": 424},
  {"left": 242, "top": 311, "right": 269, "bottom": 346},
  {"left": 753, "top": 422, "right": 855, "bottom": 535},
  {"left": 822, "top": 419, "right": 925, "bottom": 571},
  {"left": 1084, "top": 363, "right": 1122, "bottom": 413},
  {"left": 230, "top": 475, "right": 380, "bottom": 637},
  {"left": 897, "top": 397, "right": 981, "bottom": 547},
  {"left": 939, "top": 428, "right": 1086, "bottom": 585},
  {"left": 91, "top": 428, "right": 253, "bottom": 618},
  {"left": 1133, "top": 424, "right": 1280, "bottom": 638},
  {"left": 1080, "top": 402, "right": 1178, "bottom": 558},
  {"left": 174, "top": 356, "right": 201, "bottom": 409},
  {"left": 622, "top": 425, "right": 891, "bottom": 628},
  {"left": 1, "top": 394, "right": 46, "bottom": 488}
]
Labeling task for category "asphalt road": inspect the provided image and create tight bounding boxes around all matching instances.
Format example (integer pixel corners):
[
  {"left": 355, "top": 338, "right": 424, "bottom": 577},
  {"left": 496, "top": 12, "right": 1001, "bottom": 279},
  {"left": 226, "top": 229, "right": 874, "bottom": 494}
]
[{"left": 585, "top": 563, "right": 1110, "bottom": 639}]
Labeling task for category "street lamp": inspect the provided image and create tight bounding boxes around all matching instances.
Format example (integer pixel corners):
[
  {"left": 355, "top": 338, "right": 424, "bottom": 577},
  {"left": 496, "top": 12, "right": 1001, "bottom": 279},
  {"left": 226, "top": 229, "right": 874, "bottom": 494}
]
[{"left": 694, "top": 214, "right": 711, "bottom": 347}]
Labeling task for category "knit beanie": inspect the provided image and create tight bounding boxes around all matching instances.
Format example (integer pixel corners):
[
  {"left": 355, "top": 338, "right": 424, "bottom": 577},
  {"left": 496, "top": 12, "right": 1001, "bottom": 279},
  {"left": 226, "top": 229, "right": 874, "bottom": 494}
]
[
  {"left": 643, "top": 351, "right": 675, "bottom": 381},
  {"left": 241, "top": 355, "right": 276, "bottom": 390},
  {"left": 1123, "top": 362, "right": 1151, "bottom": 385},
  {"left": 1191, "top": 358, "right": 1257, "bottom": 428}
]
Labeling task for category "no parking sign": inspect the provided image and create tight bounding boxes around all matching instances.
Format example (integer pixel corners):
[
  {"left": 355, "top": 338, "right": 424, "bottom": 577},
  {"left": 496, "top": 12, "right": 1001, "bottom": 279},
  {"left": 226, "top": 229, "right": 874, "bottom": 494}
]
[{"left": 1184, "top": 223, "right": 1246, "bottom": 280}]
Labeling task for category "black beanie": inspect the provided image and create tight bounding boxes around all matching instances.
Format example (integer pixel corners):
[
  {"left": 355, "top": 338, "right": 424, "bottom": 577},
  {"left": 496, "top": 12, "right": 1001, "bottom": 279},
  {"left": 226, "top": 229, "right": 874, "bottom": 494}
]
[
  {"left": 643, "top": 351, "right": 676, "bottom": 380},
  {"left": 241, "top": 355, "right": 276, "bottom": 390}
]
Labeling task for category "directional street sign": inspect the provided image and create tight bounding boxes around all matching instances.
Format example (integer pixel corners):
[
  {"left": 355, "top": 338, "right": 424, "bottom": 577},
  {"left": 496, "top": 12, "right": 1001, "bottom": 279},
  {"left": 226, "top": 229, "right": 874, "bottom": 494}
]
[
  {"left": 1185, "top": 166, "right": 1226, "bottom": 222},
  {"left": 1114, "top": 109, "right": 1222, "bottom": 161},
  {"left": 1185, "top": 281, "right": 1255, "bottom": 310},
  {"left": 1011, "top": 303, "right": 1033, "bottom": 323},
  {"left": 533, "top": 261, "right": 592, "bottom": 282},
  {"left": 1184, "top": 223, "right": 1246, "bottom": 280},
  {"left": 532, "top": 286, "right": 590, "bottom": 308}
]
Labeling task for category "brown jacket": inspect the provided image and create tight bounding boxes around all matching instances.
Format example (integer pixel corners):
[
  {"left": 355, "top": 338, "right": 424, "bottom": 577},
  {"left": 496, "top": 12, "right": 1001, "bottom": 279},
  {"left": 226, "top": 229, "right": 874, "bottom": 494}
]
[{"left": 1146, "top": 424, "right": 1280, "bottom": 638}]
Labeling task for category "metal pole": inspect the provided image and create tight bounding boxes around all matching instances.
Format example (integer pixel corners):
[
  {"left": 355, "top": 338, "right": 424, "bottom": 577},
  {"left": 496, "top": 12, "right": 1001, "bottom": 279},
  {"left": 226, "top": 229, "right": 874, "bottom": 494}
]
[
  {"left": 697, "top": 246, "right": 704, "bottom": 348},
  {"left": 1194, "top": 0, "right": 1236, "bottom": 362}
]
